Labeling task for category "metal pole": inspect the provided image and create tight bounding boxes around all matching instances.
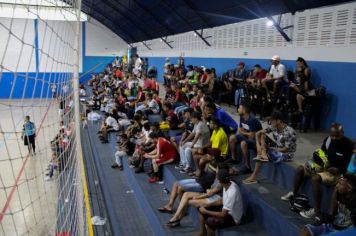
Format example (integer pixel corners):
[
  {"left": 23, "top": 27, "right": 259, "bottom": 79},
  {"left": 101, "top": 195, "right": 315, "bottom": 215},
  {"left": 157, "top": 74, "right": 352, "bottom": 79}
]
[{"left": 72, "top": 0, "right": 87, "bottom": 235}]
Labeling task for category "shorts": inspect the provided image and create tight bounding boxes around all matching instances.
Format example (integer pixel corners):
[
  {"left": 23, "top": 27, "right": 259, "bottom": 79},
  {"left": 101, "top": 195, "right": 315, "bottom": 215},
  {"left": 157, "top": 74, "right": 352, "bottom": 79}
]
[
  {"left": 204, "top": 206, "right": 237, "bottom": 230},
  {"left": 206, "top": 194, "right": 222, "bottom": 204},
  {"left": 305, "top": 223, "right": 336, "bottom": 235},
  {"left": 268, "top": 150, "right": 289, "bottom": 163},
  {"left": 236, "top": 134, "right": 256, "bottom": 149},
  {"left": 156, "top": 156, "right": 176, "bottom": 165},
  {"left": 317, "top": 172, "right": 339, "bottom": 185},
  {"left": 178, "top": 179, "right": 204, "bottom": 192}
]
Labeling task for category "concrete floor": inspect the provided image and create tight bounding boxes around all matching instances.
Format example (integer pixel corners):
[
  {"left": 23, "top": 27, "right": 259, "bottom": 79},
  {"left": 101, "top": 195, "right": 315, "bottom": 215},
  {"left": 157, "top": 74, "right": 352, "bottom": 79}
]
[{"left": 0, "top": 100, "right": 60, "bottom": 236}]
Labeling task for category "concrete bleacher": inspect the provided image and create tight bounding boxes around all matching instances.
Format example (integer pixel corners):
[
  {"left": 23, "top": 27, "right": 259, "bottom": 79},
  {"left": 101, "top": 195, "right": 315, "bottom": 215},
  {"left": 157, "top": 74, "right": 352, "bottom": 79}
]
[{"left": 82, "top": 85, "right": 354, "bottom": 235}]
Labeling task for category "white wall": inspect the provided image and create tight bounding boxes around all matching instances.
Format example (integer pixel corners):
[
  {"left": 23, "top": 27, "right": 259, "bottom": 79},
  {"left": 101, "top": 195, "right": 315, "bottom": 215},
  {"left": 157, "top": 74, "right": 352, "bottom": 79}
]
[
  {"left": 85, "top": 18, "right": 128, "bottom": 57},
  {"left": 0, "top": 16, "right": 128, "bottom": 74},
  {"left": 0, "top": 18, "right": 36, "bottom": 72},
  {"left": 134, "top": 1, "right": 356, "bottom": 63},
  {"left": 38, "top": 20, "right": 83, "bottom": 73}
]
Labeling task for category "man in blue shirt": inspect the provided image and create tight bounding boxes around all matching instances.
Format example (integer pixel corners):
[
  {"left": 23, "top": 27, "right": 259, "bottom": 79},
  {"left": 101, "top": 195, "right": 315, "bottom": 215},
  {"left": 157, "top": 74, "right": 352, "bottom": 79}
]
[
  {"left": 229, "top": 103, "right": 262, "bottom": 172},
  {"left": 22, "top": 116, "right": 36, "bottom": 155},
  {"left": 347, "top": 147, "right": 356, "bottom": 174},
  {"left": 203, "top": 102, "right": 238, "bottom": 134}
]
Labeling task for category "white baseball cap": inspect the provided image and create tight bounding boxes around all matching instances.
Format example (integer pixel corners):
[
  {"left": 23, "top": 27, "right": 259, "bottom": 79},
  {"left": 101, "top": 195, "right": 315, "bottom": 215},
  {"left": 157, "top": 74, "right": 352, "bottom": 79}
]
[{"left": 271, "top": 55, "right": 281, "bottom": 61}]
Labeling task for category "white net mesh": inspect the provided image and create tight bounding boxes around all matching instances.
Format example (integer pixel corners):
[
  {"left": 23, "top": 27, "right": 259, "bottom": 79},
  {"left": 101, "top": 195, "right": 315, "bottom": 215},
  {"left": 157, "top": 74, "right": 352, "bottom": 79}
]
[{"left": 0, "top": 0, "right": 88, "bottom": 235}]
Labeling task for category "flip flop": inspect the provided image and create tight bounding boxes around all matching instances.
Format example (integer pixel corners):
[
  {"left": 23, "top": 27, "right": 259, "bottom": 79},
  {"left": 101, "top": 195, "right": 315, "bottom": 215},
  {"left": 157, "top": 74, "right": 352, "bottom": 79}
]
[
  {"left": 254, "top": 156, "right": 269, "bottom": 162},
  {"left": 242, "top": 179, "right": 258, "bottom": 185},
  {"left": 157, "top": 207, "right": 173, "bottom": 214}
]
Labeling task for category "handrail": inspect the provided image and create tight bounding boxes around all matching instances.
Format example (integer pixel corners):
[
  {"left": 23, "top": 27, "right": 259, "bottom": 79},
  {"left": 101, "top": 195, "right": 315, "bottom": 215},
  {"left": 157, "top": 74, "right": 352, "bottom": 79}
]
[{"left": 79, "top": 62, "right": 104, "bottom": 79}]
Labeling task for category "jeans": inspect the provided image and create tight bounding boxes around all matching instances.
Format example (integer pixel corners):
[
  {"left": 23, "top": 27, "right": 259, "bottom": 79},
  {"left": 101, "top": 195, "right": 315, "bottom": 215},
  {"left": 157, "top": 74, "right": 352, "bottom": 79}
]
[
  {"left": 234, "top": 88, "right": 246, "bottom": 106},
  {"left": 115, "top": 151, "right": 128, "bottom": 166},
  {"left": 179, "top": 142, "right": 193, "bottom": 168}
]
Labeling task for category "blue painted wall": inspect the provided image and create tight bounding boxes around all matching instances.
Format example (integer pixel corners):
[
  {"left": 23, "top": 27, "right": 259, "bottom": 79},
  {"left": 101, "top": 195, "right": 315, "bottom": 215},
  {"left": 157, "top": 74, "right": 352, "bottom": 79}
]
[
  {"left": 147, "top": 56, "right": 356, "bottom": 138},
  {"left": 0, "top": 72, "right": 71, "bottom": 99}
]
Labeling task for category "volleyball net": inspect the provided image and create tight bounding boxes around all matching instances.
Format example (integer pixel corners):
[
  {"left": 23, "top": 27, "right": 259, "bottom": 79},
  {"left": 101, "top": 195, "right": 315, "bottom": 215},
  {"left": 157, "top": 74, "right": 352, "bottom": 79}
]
[{"left": 0, "top": 0, "right": 91, "bottom": 235}]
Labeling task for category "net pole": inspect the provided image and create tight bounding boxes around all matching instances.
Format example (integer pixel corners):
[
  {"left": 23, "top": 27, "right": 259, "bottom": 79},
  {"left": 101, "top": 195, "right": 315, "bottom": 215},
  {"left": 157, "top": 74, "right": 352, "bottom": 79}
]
[{"left": 72, "top": 0, "right": 90, "bottom": 235}]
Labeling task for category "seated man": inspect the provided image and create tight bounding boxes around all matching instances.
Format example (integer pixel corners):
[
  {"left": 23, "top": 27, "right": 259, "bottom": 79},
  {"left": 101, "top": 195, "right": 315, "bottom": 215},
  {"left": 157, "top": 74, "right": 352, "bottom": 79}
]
[
  {"left": 243, "top": 111, "right": 297, "bottom": 184},
  {"left": 299, "top": 174, "right": 356, "bottom": 236},
  {"left": 262, "top": 55, "right": 288, "bottom": 98},
  {"left": 179, "top": 111, "right": 210, "bottom": 174},
  {"left": 162, "top": 101, "right": 179, "bottom": 130},
  {"left": 158, "top": 162, "right": 218, "bottom": 213},
  {"left": 143, "top": 132, "right": 177, "bottom": 183},
  {"left": 203, "top": 102, "right": 238, "bottom": 135},
  {"left": 195, "top": 169, "right": 243, "bottom": 236},
  {"left": 166, "top": 164, "right": 231, "bottom": 227},
  {"left": 111, "top": 133, "right": 129, "bottom": 171},
  {"left": 193, "top": 118, "right": 229, "bottom": 177},
  {"left": 98, "top": 113, "right": 119, "bottom": 143},
  {"left": 135, "top": 92, "right": 160, "bottom": 117},
  {"left": 281, "top": 123, "right": 354, "bottom": 219},
  {"left": 246, "top": 64, "right": 267, "bottom": 87},
  {"left": 229, "top": 102, "right": 262, "bottom": 173},
  {"left": 171, "top": 108, "right": 194, "bottom": 152}
]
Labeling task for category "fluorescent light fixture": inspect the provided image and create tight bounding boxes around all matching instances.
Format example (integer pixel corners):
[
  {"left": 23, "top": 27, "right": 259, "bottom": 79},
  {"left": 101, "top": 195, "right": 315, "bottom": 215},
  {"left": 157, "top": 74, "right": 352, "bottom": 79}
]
[
  {"left": 0, "top": 0, "right": 88, "bottom": 21},
  {"left": 266, "top": 20, "right": 274, "bottom": 27}
]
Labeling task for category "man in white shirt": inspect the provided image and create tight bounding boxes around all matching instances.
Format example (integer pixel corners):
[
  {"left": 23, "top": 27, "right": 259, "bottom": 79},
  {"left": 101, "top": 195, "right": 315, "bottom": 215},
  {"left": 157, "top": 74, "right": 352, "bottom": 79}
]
[
  {"left": 133, "top": 54, "right": 143, "bottom": 75},
  {"left": 196, "top": 169, "right": 243, "bottom": 236},
  {"left": 262, "top": 55, "right": 288, "bottom": 98},
  {"left": 98, "top": 113, "right": 119, "bottom": 143}
]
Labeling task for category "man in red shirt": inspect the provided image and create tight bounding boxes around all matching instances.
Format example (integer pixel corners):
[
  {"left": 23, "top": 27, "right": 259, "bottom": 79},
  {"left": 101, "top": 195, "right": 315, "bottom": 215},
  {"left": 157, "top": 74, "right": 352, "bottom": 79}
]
[
  {"left": 114, "top": 67, "right": 124, "bottom": 79},
  {"left": 144, "top": 132, "right": 177, "bottom": 183},
  {"left": 246, "top": 64, "right": 267, "bottom": 87},
  {"left": 143, "top": 77, "right": 153, "bottom": 91}
]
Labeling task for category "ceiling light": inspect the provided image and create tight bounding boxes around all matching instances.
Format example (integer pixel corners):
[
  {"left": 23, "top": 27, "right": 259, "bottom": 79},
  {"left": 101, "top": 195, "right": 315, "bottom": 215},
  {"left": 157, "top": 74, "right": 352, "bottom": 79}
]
[{"left": 266, "top": 20, "right": 274, "bottom": 27}]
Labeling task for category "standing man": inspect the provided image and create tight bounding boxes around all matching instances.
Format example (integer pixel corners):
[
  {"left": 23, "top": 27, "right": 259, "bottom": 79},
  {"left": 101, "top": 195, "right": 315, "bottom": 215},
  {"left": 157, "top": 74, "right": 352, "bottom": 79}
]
[{"left": 22, "top": 116, "right": 36, "bottom": 155}]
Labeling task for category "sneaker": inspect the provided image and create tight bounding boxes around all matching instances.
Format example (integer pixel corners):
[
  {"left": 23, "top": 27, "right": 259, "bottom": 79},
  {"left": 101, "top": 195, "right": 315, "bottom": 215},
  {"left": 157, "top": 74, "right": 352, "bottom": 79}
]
[
  {"left": 111, "top": 164, "right": 119, "bottom": 169},
  {"left": 175, "top": 164, "right": 184, "bottom": 170},
  {"left": 300, "top": 208, "right": 316, "bottom": 218},
  {"left": 118, "top": 165, "right": 123, "bottom": 171},
  {"left": 148, "top": 176, "right": 160, "bottom": 183},
  {"left": 281, "top": 192, "right": 294, "bottom": 201},
  {"left": 180, "top": 167, "right": 191, "bottom": 174},
  {"left": 129, "top": 164, "right": 136, "bottom": 169}
]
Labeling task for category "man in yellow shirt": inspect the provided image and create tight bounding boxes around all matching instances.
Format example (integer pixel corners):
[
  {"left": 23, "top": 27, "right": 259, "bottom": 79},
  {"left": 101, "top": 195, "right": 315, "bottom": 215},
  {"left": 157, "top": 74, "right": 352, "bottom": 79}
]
[{"left": 193, "top": 118, "right": 229, "bottom": 177}]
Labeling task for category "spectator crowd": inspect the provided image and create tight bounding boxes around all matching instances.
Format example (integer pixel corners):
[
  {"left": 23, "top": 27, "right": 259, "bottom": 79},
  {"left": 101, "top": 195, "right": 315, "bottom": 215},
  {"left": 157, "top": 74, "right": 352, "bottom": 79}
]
[{"left": 82, "top": 54, "right": 355, "bottom": 236}]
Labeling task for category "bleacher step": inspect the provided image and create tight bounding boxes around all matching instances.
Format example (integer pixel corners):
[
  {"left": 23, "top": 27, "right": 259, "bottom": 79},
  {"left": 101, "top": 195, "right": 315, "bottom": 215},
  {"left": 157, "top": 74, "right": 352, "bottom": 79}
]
[{"left": 86, "top": 123, "right": 153, "bottom": 236}]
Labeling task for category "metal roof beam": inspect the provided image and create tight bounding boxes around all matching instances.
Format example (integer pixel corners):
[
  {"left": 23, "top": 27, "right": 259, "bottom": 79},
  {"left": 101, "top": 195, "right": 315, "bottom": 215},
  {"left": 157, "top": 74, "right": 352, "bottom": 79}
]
[
  {"left": 160, "top": 37, "right": 173, "bottom": 49},
  {"left": 267, "top": 16, "right": 292, "bottom": 42}
]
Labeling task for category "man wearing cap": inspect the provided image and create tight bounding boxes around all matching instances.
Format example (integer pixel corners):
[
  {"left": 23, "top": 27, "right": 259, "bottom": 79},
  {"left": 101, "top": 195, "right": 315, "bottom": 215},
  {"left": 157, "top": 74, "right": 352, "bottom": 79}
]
[
  {"left": 233, "top": 62, "right": 248, "bottom": 107},
  {"left": 195, "top": 169, "right": 243, "bottom": 236},
  {"left": 262, "top": 55, "right": 288, "bottom": 98}
]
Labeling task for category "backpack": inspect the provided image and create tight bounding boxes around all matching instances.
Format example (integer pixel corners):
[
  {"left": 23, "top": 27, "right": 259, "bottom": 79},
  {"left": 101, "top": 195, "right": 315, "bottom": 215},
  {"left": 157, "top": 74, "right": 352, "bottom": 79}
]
[{"left": 289, "top": 194, "right": 311, "bottom": 213}]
